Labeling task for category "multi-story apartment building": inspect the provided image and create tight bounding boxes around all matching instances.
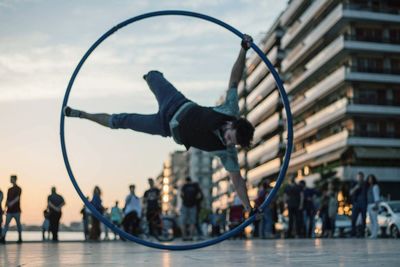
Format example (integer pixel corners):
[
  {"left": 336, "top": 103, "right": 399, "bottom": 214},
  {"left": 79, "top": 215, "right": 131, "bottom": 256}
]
[
  {"left": 158, "top": 151, "right": 189, "bottom": 214},
  {"left": 212, "top": 0, "right": 400, "bottom": 210},
  {"left": 189, "top": 148, "right": 213, "bottom": 208},
  {"left": 159, "top": 149, "right": 213, "bottom": 214}
]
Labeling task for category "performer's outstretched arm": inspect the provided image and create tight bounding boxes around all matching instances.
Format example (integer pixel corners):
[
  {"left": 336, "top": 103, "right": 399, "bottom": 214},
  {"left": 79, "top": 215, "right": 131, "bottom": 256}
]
[
  {"left": 230, "top": 171, "right": 251, "bottom": 211},
  {"left": 228, "top": 34, "right": 253, "bottom": 89}
]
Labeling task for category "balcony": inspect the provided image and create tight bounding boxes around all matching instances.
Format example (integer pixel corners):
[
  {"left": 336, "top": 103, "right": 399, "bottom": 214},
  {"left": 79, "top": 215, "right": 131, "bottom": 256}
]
[
  {"left": 345, "top": 34, "right": 400, "bottom": 45},
  {"left": 348, "top": 104, "right": 400, "bottom": 116},
  {"left": 247, "top": 135, "right": 281, "bottom": 168},
  {"left": 282, "top": 3, "right": 400, "bottom": 74},
  {"left": 281, "top": 0, "right": 331, "bottom": 49},
  {"left": 247, "top": 91, "right": 280, "bottom": 126},
  {"left": 290, "top": 67, "right": 346, "bottom": 116},
  {"left": 286, "top": 35, "right": 345, "bottom": 94},
  {"left": 280, "top": 0, "right": 308, "bottom": 28},
  {"left": 247, "top": 158, "right": 281, "bottom": 186},
  {"left": 293, "top": 97, "right": 400, "bottom": 141},
  {"left": 347, "top": 70, "right": 400, "bottom": 84},
  {"left": 286, "top": 34, "right": 400, "bottom": 94},
  {"left": 246, "top": 46, "right": 281, "bottom": 92},
  {"left": 253, "top": 113, "right": 281, "bottom": 144},
  {"left": 344, "top": 2, "right": 400, "bottom": 15},
  {"left": 247, "top": 29, "right": 284, "bottom": 73},
  {"left": 290, "top": 130, "right": 349, "bottom": 168},
  {"left": 348, "top": 137, "right": 400, "bottom": 148},
  {"left": 282, "top": 4, "right": 344, "bottom": 73},
  {"left": 212, "top": 168, "right": 228, "bottom": 183},
  {"left": 345, "top": 40, "right": 400, "bottom": 55},
  {"left": 246, "top": 73, "right": 276, "bottom": 110},
  {"left": 294, "top": 98, "right": 348, "bottom": 141}
]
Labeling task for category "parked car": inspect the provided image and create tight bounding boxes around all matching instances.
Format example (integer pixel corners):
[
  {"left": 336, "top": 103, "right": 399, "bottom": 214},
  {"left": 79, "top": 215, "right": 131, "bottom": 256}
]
[
  {"left": 314, "top": 214, "right": 352, "bottom": 237},
  {"left": 367, "top": 201, "right": 400, "bottom": 238}
]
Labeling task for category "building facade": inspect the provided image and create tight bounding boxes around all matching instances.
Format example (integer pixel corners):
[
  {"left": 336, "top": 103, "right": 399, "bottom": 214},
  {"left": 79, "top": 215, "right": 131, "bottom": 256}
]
[{"left": 212, "top": 0, "right": 400, "bottom": 210}]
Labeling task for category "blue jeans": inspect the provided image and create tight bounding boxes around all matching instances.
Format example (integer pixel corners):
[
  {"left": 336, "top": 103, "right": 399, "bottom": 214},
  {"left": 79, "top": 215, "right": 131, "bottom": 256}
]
[
  {"left": 351, "top": 203, "right": 367, "bottom": 237},
  {"left": 303, "top": 210, "right": 316, "bottom": 238},
  {"left": 2, "top": 212, "right": 22, "bottom": 238},
  {"left": 110, "top": 71, "right": 189, "bottom": 137},
  {"left": 261, "top": 207, "right": 273, "bottom": 238}
]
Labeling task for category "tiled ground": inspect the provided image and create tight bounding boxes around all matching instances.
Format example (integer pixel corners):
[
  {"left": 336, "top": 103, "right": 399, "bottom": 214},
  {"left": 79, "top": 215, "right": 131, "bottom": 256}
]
[{"left": 1, "top": 239, "right": 399, "bottom": 266}]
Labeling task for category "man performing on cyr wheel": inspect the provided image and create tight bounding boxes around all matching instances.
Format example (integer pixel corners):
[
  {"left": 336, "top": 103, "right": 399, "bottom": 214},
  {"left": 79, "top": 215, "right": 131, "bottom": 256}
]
[{"left": 64, "top": 35, "right": 255, "bottom": 212}]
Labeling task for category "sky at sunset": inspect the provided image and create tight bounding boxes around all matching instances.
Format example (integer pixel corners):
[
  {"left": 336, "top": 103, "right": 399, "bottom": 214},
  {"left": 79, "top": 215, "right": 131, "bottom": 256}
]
[{"left": 0, "top": 0, "right": 287, "bottom": 225}]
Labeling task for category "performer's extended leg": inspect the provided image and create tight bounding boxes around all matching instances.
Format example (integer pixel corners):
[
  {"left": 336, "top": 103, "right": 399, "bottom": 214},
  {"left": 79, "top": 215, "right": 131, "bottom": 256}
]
[{"left": 64, "top": 107, "right": 166, "bottom": 136}]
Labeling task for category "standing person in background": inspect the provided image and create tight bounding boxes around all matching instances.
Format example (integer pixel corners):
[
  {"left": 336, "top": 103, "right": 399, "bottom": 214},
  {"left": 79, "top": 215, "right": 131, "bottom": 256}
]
[
  {"left": 90, "top": 186, "right": 104, "bottom": 241},
  {"left": 299, "top": 180, "right": 318, "bottom": 238},
  {"left": 143, "top": 178, "right": 161, "bottom": 238},
  {"left": 367, "top": 174, "right": 380, "bottom": 238},
  {"left": 284, "top": 177, "right": 303, "bottom": 238},
  {"left": 228, "top": 193, "right": 245, "bottom": 239},
  {"left": 319, "top": 189, "right": 330, "bottom": 237},
  {"left": 1, "top": 175, "right": 23, "bottom": 244},
  {"left": 47, "top": 187, "right": 65, "bottom": 242},
  {"left": 194, "top": 182, "right": 205, "bottom": 239},
  {"left": 80, "top": 196, "right": 91, "bottom": 240},
  {"left": 103, "top": 209, "right": 111, "bottom": 241},
  {"left": 0, "top": 188, "right": 3, "bottom": 238},
  {"left": 259, "top": 180, "right": 273, "bottom": 239},
  {"left": 350, "top": 172, "right": 368, "bottom": 237},
  {"left": 110, "top": 201, "right": 123, "bottom": 240},
  {"left": 122, "top": 185, "right": 141, "bottom": 237},
  {"left": 180, "top": 177, "right": 201, "bottom": 241},
  {"left": 42, "top": 209, "right": 50, "bottom": 241},
  {"left": 327, "top": 183, "right": 338, "bottom": 238}
]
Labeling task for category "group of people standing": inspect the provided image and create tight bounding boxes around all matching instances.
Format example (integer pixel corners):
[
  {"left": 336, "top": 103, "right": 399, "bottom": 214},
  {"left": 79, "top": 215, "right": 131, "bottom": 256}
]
[
  {"left": 80, "top": 178, "right": 162, "bottom": 241},
  {"left": 350, "top": 172, "right": 381, "bottom": 239},
  {"left": 279, "top": 172, "right": 381, "bottom": 239},
  {"left": 0, "top": 175, "right": 65, "bottom": 244}
]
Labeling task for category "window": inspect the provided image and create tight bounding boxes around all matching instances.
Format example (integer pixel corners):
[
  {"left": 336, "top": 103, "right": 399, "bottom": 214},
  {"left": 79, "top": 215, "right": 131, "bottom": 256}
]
[
  {"left": 356, "top": 58, "right": 384, "bottom": 73},
  {"left": 357, "top": 89, "right": 378, "bottom": 104},
  {"left": 387, "top": 122, "right": 395, "bottom": 138},
  {"left": 389, "top": 29, "right": 400, "bottom": 44},
  {"left": 391, "top": 59, "right": 400, "bottom": 74},
  {"left": 355, "top": 28, "right": 383, "bottom": 42}
]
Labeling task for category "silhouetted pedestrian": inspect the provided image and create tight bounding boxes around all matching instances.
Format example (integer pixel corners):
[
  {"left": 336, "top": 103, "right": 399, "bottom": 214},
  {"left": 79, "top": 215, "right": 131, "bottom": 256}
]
[
  {"left": 284, "top": 177, "right": 304, "bottom": 238},
  {"left": 42, "top": 209, "right": 50, "bottom": 241},
  {"left": 47, "top": 187, "right": 65, "bottom": 241},
  {"left": 1, "top": 175, "right": 22, "bottom": 244},
  {"left": 122, "top": 185, "right": 141, "bottom": 237},
  {"left": 350, "top": 172, "right": 368, "bottom": 237},
  {"left": 367, "top": 174, "right": 380, "bottom": 238},
  {"left": 89, "top": 186, "right": 104, "bottom": 241}
]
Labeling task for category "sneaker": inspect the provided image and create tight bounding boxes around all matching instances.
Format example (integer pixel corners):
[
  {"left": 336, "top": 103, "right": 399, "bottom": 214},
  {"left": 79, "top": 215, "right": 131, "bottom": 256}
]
[
  {"left": 0, "top": 237, "right": 5, "bottom": 244},
  {"left": 63, "top": 106, "right": 82, "bottom": 118},
  {"left": 17, "top": 239, "right": 22, "bottom": 244}
]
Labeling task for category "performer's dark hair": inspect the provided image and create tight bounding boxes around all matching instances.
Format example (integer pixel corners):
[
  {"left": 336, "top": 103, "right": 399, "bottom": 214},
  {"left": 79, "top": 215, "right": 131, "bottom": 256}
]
[{"left": 232, "top": 117, "right": 254, "bottom": 148}]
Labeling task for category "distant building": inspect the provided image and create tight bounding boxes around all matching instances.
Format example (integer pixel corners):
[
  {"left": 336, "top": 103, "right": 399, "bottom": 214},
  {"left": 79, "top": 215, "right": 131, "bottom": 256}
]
[
  {"left": 188, "top": 148, "right": 213, "bottom": 208},
  {"left": 158, "top": 148, "right": 213, "bottom": 214},
  {"left": 159, "top": 151, "right": 189, "bottom": 214},
  {"left": 212, "top": 0, "right": 400, "bottom": 208}
]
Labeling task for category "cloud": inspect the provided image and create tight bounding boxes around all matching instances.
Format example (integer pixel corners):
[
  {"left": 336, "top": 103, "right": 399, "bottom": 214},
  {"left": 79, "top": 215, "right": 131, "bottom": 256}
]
[{"left": 0, "top": 1, "right": 287, "bottom": 102}]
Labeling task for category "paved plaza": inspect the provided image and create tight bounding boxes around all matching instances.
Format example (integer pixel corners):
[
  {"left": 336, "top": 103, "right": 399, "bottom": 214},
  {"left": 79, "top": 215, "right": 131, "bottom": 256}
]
[{"left": 1, "top": 239, "right": 399, "bottom": 266}]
